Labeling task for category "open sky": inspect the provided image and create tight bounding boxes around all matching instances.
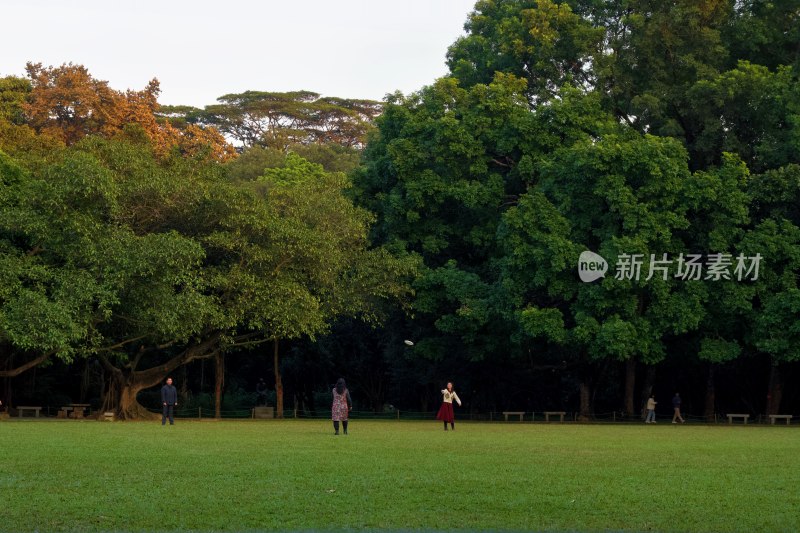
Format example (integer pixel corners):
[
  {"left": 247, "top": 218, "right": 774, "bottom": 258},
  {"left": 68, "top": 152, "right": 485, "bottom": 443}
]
[{"left": 2, "top": 0, "right": 476, "bottom": 107}]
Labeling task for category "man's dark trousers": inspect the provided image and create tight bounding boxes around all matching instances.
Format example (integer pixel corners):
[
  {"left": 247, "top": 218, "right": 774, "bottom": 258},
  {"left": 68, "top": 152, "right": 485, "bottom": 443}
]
[{"left": 162, "top": 404, "right": 174, "bottom": 425}]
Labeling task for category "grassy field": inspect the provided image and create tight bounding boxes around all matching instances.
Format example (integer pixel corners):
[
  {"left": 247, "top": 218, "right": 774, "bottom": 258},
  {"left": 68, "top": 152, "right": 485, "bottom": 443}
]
[{"left": 0, "top": 419, "right": 798, "bottom": 532}]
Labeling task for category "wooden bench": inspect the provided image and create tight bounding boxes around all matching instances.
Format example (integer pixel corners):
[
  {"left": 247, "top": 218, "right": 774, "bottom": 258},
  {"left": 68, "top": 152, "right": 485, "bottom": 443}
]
[
  {"left": 69, "top": 404, "right": 90, "bottom": 419},
  {"left": 252, "top": 406, "right": 275, "bottom": 419},
  {"left": 768, "top": 414, "right": 792, "bottom": 425},
  {"left": 101, "top": 411, "right": 115, "bottom": 421},
  {"left": 17, "top": 406, "right": 42, "bottom": 418},
  {"left": 57, "top": 406, "right": 73, "bottom": 418},
  {"left": 502, "top": 411, "right": 525, "bottom": 422},
  {"left": 727, "top": 413, "right": 749, "bottom": 424},
  {"left": 544, "top": 411, "right": 567, "bottom": 422}
]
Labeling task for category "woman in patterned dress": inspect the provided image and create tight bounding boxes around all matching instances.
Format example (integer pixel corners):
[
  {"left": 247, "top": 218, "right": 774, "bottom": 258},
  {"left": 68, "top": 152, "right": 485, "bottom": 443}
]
[
  {"left": 331, "top": 378, "right": 352, "bottom": 435},
  {"left": 436, "top": 381, "right": 462, "bottom": 431}
]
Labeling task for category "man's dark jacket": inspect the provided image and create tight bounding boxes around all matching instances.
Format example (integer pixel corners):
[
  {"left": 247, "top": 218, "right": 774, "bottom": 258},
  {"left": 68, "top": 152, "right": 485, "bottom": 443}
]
[{"left": 161, "top": 384, "right": 178, "bottom": 405}]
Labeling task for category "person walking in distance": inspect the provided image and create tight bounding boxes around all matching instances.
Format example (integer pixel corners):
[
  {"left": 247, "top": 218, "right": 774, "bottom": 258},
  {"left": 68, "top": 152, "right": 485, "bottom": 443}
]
[
  {"left": 436, "top": 382, "right": 462, "bottom": 431},
  {"left": 331, "top": 378, "right": 352, "bottom": 435},
  {"left": 161, "top": 377, "right": 178, "bottom": 425},
  {"left": 645, "top": 394, "right": 657, "bottom": 424},
  {"left": 672, "top": 392, "right": 685, "bottom": 423}
]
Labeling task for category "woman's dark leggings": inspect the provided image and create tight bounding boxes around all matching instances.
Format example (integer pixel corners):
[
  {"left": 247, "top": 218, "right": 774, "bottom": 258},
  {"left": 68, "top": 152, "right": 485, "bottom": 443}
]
[
  {"left": 443, "top": 421, "right": 454, "bottom": 430},
  {"left": 333, "top": 420, "right": 349, "bottom": 433}
]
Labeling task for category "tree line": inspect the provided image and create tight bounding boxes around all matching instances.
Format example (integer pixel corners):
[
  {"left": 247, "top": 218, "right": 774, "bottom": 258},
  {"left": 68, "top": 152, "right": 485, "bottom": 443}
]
[
  {"left": 353, "top": 0, "right": 800, "bottom": 418},
  {"left": 2, "top": 0, "right": 800, "bottom": 419},
  {"left": 0, "top": 63, "right": 415, "bottom": 419}
]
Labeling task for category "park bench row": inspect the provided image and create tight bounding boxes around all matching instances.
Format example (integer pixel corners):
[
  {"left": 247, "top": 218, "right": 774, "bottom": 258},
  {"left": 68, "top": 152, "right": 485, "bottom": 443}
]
[
  {"left": 12, "top": 404, "right": 92, "bottom": 418},
  {"left": 726, "top": 414, "right": 792, "bottom": 425},
  {"left": 501, "top": 411, "right": 794, "bottom": 425},
  {"left": 502, "top": 411, "right": 567, "bottom": 422},
  {"left": 3, "top": 407, "right": 795, "bottom": 424}
]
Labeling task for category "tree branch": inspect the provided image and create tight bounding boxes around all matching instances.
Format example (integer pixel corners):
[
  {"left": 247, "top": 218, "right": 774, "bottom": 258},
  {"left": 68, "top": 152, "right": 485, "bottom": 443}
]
[
  {"left": 226, "top": 338, "right": 273, "bottom": 349},
  {"left": 0, "top": 351, "right": 55, "bottom": 378},
  {"left": 96, "top": 335, "right": 149, "bottom": 353},
  {"left": 98, "top": 353, "right": 123, "bottom": 380},
  {"left": 129, "top": 332, "right": 223, "bottom": 390}
]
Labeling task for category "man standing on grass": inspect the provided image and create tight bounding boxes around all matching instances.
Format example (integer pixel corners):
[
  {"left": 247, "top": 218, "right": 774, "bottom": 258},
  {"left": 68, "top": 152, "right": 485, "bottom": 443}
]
[{"left": 161, "top": 377, "right": 178, "bottom": 426}]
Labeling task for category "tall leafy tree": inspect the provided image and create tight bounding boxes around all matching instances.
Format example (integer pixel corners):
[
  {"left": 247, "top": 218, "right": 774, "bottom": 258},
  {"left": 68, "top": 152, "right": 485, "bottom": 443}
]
[
  {"left": 207, "top": 153, "right": 416, "bottom": 416},
  {"left": 744, "top": 164, "right": 800, "bottom": 413},
  {"left": 359, "top": 0, "right": 800, "bottom": 415},
  {"left": 22, "top": 63, "right": 235, "bottom": 162},
  {"left": 1, "top": 134, "right": 415, "bottom": 418},
  {"left": 0, "top": 76, "right": 30, "bottom": 125},
  {"left": 355, "top": 73, "right": 539, "bottom": 374},
  {"left": 446, "top": 0, "right": 603, "bottom": 102},
  {"left": 196, "top": 91, "right": 381, "bottom": 149},
  {"left": 499, "top": 106, "right": 711, "bottom": 417}
]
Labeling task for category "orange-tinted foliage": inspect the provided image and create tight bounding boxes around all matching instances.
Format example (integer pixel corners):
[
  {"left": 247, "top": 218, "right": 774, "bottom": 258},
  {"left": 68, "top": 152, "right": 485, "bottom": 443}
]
[{"left": 23, "top": 63, "right": 235, "bottom": 162}]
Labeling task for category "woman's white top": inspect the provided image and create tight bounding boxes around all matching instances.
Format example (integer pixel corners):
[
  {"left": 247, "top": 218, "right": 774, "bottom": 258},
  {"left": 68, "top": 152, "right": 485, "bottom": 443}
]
[{"left": 441, "top": 389, "right": 462, "bottom": 406}]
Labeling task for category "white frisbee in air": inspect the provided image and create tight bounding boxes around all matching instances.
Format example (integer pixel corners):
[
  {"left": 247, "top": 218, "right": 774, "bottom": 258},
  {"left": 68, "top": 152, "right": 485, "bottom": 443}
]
[{"left": 404, "top": 340, "right": 414, "bottom": 346}]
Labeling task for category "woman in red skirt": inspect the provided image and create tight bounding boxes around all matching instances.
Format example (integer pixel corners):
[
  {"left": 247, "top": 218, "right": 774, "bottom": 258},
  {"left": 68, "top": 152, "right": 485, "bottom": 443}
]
[{"left": 436, "top": 381, "right": 461, "bottom": 430}]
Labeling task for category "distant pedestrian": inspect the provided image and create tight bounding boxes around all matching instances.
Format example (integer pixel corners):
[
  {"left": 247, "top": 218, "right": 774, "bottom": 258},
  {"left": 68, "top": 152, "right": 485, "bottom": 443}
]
[
  {"left": 256, "top": 378, "right": 268, "bottom": 406},
  {"left": 332, "top": 378, "right": 352, "bottom": 435},
  {"left": 161, "top": 377, "right": 178, "bottom": 426},
  {"left": 672, "top": 393, "right": 685, "bottom": 423},
  {"left": 645, "top": 394, "right": 657, "bottom": 423},
  {"left": 436, "top": 382, "right": 462, "bottom": 431}
]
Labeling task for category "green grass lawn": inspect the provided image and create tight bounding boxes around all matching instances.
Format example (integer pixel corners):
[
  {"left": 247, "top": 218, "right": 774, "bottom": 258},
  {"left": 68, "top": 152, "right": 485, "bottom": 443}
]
[{"left": 1, "top": 419, "right": 798, "bottom": 532}]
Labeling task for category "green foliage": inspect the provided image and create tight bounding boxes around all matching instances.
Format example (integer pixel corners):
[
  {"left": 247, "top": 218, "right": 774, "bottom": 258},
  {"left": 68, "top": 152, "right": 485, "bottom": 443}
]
[
  {"left": 447, "top": 0, "right": 603, "bottom": 102},
  {"left": 208, "top": 153, "right": 416, "bottom": 341},
  {"left": 0, "top": 142, "right": 215, "bottom": 363},
  {"left": 356, "top": 74, "right": 533, "bottom": 260},
  {"left": 698, "top": 337, "right": 741, "bottom": 364},
  {"left": 502, "top": 128, "right": 700, "bottom": 365},
  {"left": 519, "top": 306, "right": 566, "bottom": 343},
  {"left": 356, "top": 73, "right": 546, "bottom": 363},
  {"left": 197, "top": 90, "right": 381, "bottom": 149},
  {"left": 448, "top": 0, "right": 800, "bottom": 174},
  {"left": 0, "top": 135, "right": 414, "bottom": 382},
  {"left": 357, "top": 0, "right": 800, "bottom": 404},
  {"left": 223, "top": 145, "right": 287, "bottom": 181},
  {"left": 688, "top": 62, "right": 800, "bottom": 172},
  {"left": 0, "top": 76, "right": 31, "bottom": 124},
  {"left": 225, "top": 143, "right": 362, "bottom": 182},
  {"left": 724, "top": 0, "right": 800, "bottom": 71}
]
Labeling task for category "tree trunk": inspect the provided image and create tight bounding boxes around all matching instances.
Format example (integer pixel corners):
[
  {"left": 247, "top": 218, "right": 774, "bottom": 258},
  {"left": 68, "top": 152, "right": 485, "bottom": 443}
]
[
  {"left": 215, "top": 351, "right": 224, "bottom": 419},
  {"left": 624, "top": 358, "right": 636, "bottom": 417},
  {"left": 99, "top": 370, "right": 160, "bottom": 420},
  {"left": 3, "top": 350, "right": 11, "bottom": 409},
  {"left": 704, "top": 364, "right": 716, "bottom": 422},
  {"left": 99, "top": 334, "right": 221, "bottom": 420},
  {"left": 640, "top": 365, "right": 656, "bottom": 420},
  {"left": 80, "top": 359, "right": 90, "bottom": 403},
  {"left": 578, "top": 381, "right": 591, "bottom": 421},
  {"left": 118, "top": 377, "right": 159, "bottom": 420},
  {"left": 766, "top": 363, "right": 783, "bottom": 415},
  {"left": 273, "top": 338, "right": 284, "bottom": 419}
]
